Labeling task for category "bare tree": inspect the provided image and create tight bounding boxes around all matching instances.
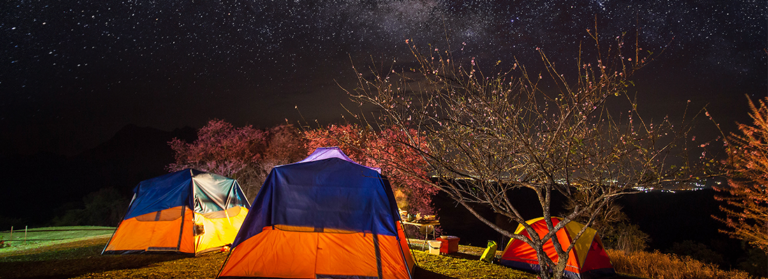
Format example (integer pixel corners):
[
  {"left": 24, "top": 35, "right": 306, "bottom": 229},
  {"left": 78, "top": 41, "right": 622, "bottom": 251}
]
[{"left": 344, "top": 27, "right": 710, "bottom": 279}]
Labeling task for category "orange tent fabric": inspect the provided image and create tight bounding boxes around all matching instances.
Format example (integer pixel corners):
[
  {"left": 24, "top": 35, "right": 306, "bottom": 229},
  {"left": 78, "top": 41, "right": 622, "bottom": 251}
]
[
  {"left": 500, "top": 217, "right": 615, "bottom": 279},
  {"left": 218, "top": 147, "right": 414, "bottom": 279},
  {"left": 103, "top": 169, "right": 249, "bottom": 255}
]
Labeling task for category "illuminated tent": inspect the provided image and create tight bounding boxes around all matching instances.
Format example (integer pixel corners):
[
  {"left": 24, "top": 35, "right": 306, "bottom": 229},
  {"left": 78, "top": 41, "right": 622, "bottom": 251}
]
[
  {"left": 500, "top": 217, "right": 615, "bottom": 279},
  {"left": 103, "top": 169, "right": 250, "bottom": 255},
  {"left": 218, "top": 147, "right": 415, "bottom": 279}
]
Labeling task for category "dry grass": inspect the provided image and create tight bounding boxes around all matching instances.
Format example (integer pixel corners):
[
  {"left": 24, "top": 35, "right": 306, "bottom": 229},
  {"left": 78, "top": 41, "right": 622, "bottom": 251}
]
[
  {"left": 608, "top": 249, "right": 755, "bottom": 279},
  {"left": 73, "top": 253, "right": 227, "bottom": 279}
]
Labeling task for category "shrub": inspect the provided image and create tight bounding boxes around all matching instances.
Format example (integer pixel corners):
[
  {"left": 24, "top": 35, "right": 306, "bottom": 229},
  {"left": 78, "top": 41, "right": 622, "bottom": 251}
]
[
  {"left": 52, "top": 187, "right": 129, "bottom": 226},
  {"left": 666, "top": 240, "right": 725, "bottom": 267},
  {"left": 602, "top": 222, "right": 651, "bottom": 253},
  {"left": 737, "top": 246, "right": 768, "bottom": 277},
  {"left": 607, "top": 249, "right": 752, "bottom": 279}
]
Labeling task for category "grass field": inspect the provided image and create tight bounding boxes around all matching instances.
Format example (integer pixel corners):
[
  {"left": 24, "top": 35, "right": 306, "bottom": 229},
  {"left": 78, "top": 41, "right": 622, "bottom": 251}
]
[
  {"left": 4, "top": 227, "right": 751, "bottom": 279},
  {"left": 0, "top": 230, "right": 537, "bottom": 279},
  {"left": 0, "top": 226, "right": 115, "bottom": 255}
]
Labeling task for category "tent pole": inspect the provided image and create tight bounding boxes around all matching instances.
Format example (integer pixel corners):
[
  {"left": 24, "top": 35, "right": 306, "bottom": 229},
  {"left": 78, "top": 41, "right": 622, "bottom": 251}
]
[
  {"left": 373, "top": 233, "right": 383, "bottom": 279},
  {"left": 400, "top": 220, "right": 419, "bottom": 266},
  {"left": 395, "top": 225, "right": 414, "bottom": 279},
  {"left": 101, "top": 221, "right": 122, "bottom": 255},
  {"left": 177, "top": 205, "right": 186, "bottom": 253},
  {"left": 216, "top": 244, "right": 236, "bottom": 278}
]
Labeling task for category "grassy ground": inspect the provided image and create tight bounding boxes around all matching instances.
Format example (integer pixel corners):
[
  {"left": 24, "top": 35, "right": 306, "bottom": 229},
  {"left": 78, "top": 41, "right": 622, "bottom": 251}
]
[
  {"left": 1, "top": 227, "right": 754, "bottom": 279},
  {"left": 0, "top": 236, "right": 190, "bottom": 278},
  {"left": 0, "top": 226, "right": 115, "bottom": 255},
  {"left": 0, "top": 235, "right": 538, "bottom": 279}
]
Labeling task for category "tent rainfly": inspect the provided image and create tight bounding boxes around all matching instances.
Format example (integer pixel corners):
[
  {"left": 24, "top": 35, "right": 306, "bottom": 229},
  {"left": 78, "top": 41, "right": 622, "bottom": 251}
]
[
  {"left": 217, "top": 147, "right": 415, "bottom": 279},
  {"left": 103, "top": 169, "right": 250, "bottom": 255}
]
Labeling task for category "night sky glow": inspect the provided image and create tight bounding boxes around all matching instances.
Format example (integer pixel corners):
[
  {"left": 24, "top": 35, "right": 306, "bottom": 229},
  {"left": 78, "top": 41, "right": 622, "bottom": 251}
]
[{"left": 1, "top": 0, "right": 766, "bottom": 155}]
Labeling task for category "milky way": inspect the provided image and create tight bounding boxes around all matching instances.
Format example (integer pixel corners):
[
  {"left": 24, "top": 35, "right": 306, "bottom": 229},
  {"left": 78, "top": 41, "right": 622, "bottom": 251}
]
[{"left": 1, "top": 0, "right": 766, "bottom": 155}]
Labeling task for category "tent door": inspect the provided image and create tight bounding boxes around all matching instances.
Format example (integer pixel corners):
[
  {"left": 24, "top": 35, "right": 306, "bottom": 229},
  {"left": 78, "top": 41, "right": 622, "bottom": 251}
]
[{"left": 145, "top": 205, "right": 186, "bottom": 252}]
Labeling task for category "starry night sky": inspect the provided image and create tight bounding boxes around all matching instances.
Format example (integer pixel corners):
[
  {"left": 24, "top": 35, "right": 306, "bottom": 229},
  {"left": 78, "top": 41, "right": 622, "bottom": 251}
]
[{"left": 1, "top": 0, "right": 766, "bottom": 155}]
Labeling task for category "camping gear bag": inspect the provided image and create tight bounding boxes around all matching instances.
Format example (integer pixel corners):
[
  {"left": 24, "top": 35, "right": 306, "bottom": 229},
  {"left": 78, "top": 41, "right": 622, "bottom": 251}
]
[{"left": 480, "top": 240, "right": 497, "bottom": 263}]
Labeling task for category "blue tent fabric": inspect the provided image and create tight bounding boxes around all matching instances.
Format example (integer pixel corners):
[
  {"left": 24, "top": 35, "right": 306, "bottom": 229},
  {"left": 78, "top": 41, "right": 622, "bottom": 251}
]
[
  {"left": 124, "top": 169, "right": 198, "bottom": 219},
  {"left": 124, "top": 169, "right": 248, "bottom": 219},
  {"left": 232, "top": 154, "right": 402, "bottom": 248},
  {"left": 193, "top": 173, "right": 249, "bottom": 214}
]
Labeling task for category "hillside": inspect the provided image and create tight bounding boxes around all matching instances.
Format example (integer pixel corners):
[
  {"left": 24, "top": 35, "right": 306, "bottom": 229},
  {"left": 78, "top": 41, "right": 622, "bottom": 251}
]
[{"left": 0, "top": 125, "right": 196, "bottom": 227}]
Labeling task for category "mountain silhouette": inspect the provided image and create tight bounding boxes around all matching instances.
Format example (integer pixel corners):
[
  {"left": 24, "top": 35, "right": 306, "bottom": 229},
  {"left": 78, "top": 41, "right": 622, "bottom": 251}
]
[{"left": 0, "top": 124, "right": 196, "bottom": 227}]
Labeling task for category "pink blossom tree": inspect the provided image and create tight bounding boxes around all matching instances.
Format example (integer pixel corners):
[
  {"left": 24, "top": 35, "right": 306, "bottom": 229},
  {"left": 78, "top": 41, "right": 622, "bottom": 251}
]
[
  {"left": 304, "top": 124, "right": 437, "bottom": 217},
  {"left": 168, "top": 119, "right": 306, "bottom": 198}
]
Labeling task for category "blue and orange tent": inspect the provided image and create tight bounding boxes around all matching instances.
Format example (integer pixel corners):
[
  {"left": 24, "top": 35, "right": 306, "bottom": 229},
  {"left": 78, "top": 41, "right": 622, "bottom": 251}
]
[
  {"left": 218, "top": 147, "right": 415, "bottom": 279},
  {"left": 500, "top": 217, "right": 615, "bottom": 279},
  {"left": 103, "top": 169, "right": 250, "bottom": 255}
]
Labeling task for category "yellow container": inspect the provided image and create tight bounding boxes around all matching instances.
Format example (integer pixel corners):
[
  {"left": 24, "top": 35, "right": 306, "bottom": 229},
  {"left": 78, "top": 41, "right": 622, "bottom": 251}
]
[{"left": 428, "top": 240, "right": 442, "bottom": 255}]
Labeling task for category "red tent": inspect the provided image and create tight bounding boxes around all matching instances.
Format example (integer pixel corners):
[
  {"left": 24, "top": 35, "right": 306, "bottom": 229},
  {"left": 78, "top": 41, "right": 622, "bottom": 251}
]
[{"left": 500, "top": 217, "right": 615, "bottom": 279}]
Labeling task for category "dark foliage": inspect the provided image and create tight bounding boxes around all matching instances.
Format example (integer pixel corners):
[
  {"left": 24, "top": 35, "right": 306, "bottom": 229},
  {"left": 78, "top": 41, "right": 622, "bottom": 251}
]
[{"left": 52, "top": 187, "right": 130, "bottom": 227}]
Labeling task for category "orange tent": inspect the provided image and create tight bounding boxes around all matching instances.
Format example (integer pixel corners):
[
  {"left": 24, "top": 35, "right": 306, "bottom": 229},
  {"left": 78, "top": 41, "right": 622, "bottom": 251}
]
[
  {"left": 500, "top": 217, "right": 615, "bottom": 279},
  {"left": 102, "top": 169, "right": 250, "bottom": 255},
  {"left": 218, "top": 147, "right": 414, "bottom": 279}
]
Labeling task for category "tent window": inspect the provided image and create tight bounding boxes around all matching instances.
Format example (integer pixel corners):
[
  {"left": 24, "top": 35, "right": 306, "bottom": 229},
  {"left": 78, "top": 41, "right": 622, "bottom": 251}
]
[
  {"left": 272, "top": 224, "right": 356, "bottom": 234},
  {"left": 135, "top": 206, "right": 184, "bottom": 222},
  {"left": 200, "top": 206, "right": 242, "bottom": 219},
  {"left": 273, "top": 224, "right": 316, "bottom": 232}
]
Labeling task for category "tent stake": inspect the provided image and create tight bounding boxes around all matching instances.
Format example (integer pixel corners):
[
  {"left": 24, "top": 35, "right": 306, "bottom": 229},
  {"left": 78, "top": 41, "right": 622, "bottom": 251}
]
[
  {"left": 9, "top": 226, "right": 12, "bottom": 241},
  {"left": 24, "top": 226, "right": 27, "bottom": 244}
]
